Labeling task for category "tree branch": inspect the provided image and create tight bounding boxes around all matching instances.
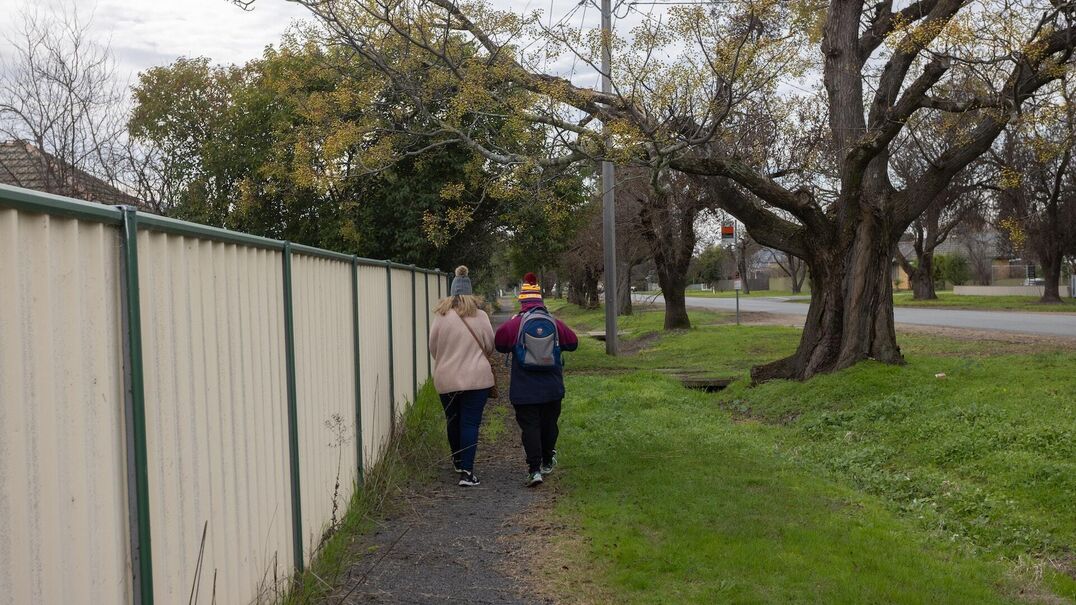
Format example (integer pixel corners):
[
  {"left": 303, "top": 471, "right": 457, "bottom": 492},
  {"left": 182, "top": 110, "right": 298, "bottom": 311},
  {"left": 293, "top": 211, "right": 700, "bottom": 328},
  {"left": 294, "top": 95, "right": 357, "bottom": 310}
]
[
  {"left": 858, "top": 0, "right": 941, "bottom": 59},
  {"left": 669, "top": 155, "right": 829, "bottom": 234}
]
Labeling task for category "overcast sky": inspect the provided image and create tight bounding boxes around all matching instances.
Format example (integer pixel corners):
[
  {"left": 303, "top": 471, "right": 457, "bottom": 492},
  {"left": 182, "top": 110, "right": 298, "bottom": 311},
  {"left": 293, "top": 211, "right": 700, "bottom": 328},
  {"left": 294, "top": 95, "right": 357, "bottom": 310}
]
[{"left": 0, "top": 0, "right": 614, "bottom": 87}]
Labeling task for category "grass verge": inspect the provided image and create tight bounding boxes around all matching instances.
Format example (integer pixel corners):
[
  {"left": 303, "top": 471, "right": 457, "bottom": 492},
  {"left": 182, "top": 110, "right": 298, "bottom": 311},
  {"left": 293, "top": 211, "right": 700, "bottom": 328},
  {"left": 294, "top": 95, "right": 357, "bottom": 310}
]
[
  {"left": 283, "top": 382, "right": 446, "bottom": 604},
  {"left": 892, "top": 292, "right": 1076, "bottom": 312},
  {"left": 644, "top": 289, "right": 1076, "bottom": 311},
  {"left": 543, "top": 302, "right": 1076, "bottom": 603}
]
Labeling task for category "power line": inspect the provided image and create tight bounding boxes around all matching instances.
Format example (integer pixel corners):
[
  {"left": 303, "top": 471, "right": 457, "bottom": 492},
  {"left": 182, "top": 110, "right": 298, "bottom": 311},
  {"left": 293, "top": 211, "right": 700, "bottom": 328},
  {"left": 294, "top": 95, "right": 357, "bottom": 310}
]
[
  {"left": 628, "top": 0, "right": 739, "bottom": 4},
  {"left": 567, "top": 0, "right": 589, "bottom": 82},
  {"left": 518, "top": 0, "right": 587, "bottom": 55}
]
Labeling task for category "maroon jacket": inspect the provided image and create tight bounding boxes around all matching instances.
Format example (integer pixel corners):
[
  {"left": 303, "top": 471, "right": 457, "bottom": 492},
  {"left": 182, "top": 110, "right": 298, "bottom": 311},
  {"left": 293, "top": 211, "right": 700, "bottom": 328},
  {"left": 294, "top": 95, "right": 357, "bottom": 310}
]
[{"left": 494, "top": 307, "right": 579, "bottom": 404}]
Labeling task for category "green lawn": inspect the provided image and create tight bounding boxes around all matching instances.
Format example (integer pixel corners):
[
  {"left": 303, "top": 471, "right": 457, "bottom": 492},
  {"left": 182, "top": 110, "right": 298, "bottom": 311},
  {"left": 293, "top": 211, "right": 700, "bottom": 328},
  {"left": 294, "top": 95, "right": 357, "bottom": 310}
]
[
  {"left": 892, "top": 291, "right": 1076, "bottom": 312},
  {"left": 546, "top": 303, "right": 1076, "bottom": 604},
  {"left": 647, "top": 288, "right": 1076, "bottom": 311}
]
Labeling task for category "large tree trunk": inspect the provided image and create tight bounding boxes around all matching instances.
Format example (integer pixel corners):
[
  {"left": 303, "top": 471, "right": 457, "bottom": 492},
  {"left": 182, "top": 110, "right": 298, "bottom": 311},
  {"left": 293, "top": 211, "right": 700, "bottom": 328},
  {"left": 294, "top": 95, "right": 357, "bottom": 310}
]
[
  {"left": 661, "top": 283, "right": 690, "bottom": 330},
  {"left": 910, "top": 267, "right": 937, "bottom": 299},
  {"left": 633, "top": 170, "right": 706, "bottom": 330},
  {"left": 583, "top": 267, "right": 601, "bottom": 309},
  {"left": 751, "top": 221, "right": 904, "bottom": 382},
  {"left": 1040, "top": 249, "right": 1064, "bottom": 303},
  {"left": 567, "top": 280, "right": 585, "bottom": 306},
  {"left": 647, "top": 251, "right": 690, "bottom": 329},
  {"left": 912, "top": 256, "right": 937, "bottom": 300},
  {"left": 1037, "top": 189, "right": 1066, "bottom": 303},
  {"left": 898, "top": 250, "right": 938, "bottom": 300}
]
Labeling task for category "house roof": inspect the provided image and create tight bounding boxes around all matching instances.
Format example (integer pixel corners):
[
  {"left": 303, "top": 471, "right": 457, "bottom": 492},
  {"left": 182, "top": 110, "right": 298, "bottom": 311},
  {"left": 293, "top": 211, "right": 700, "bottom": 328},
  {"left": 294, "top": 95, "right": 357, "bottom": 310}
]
[{"left": 0, "top": 140, "right": 142, "bottom": 207}]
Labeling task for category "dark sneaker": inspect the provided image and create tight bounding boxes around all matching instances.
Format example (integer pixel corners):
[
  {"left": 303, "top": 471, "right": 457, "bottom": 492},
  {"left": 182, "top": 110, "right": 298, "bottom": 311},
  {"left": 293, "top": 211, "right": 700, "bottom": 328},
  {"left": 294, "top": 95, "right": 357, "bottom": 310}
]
[
  {"left": 526, "top": 471, "right": 544, "bottom": 487},
  {"left": 458, "top": 472, "right": 480, "bottom": 487},
  {"left": 540, "top": 453, "right": 558, "bottom": 475},
  {"left": 452, "top": 461, "right": 464, "bottom": 474}
]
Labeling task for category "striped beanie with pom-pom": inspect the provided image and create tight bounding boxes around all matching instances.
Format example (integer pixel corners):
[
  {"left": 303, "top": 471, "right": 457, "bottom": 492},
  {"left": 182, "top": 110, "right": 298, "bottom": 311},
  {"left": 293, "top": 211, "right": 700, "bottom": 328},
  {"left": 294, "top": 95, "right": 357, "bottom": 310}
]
[{"left": 518, "top": 272, "right": 543, "bottom": 308}]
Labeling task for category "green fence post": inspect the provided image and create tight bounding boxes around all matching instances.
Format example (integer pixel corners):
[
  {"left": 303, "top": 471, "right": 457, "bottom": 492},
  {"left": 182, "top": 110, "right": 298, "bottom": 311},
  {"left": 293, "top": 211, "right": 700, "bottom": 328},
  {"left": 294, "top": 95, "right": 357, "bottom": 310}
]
[
  {"left": 424, "top": 272, "right": 431, "bottom": 379},
  {"left": 385, "top": 261, "right": 396, "bottom": 432},
  {"left": 411, "top": 267, "right": 418, "bottom": 402},
  {"left": 282, "top": 242, "right": 304, "bottom": 573},
  {"left": 351, "top": 256, "right": 364, "bottom": 483},
  {"left": 119, "top": 207, "right": 154, "bottom": 605}
]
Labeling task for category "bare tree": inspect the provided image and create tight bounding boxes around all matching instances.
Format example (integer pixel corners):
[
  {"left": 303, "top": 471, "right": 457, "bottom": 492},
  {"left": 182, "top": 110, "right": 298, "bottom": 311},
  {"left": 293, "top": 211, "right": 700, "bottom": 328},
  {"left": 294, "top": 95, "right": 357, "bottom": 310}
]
[
  {"left": 620, "top": 168, "right": 723, "bottom": 329},
  {"left": 993, "top": 76, "right": 1076, "bottom": 303},
  {"left": 772, "top": 250, "right": 807, "bottom": 294},
  {"left": 954, "top": 217, "right": 998, "bottom": 286},
  {"left": 731, "top": 234, "right": 762, "bottom": 294},
  {"left": 561, "top": 201, "right": 604, "bottom": 309},
  {"left": 890, "top": 115, "right": 989, "bottom": 299},
  {"left": 0, "top": 5, "right": 130, "bottom": 199},
  {"left": 613, "top": 187, "right": 651, "bottom": 316}
]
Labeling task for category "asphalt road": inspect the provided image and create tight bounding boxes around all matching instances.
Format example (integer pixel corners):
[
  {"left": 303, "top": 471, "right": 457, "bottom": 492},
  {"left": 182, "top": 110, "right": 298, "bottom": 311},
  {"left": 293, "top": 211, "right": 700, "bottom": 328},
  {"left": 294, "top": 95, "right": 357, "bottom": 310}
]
[{"left": 635, "top": 294, "right": 1076, "bottom": 338}]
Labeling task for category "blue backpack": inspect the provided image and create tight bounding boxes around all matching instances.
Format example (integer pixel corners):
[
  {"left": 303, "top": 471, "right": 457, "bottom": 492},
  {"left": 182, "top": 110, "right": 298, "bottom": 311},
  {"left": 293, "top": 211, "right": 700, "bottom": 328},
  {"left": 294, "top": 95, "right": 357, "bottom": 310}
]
[{"left": 514, "top": 309, "right": 562, "bottom": 371}]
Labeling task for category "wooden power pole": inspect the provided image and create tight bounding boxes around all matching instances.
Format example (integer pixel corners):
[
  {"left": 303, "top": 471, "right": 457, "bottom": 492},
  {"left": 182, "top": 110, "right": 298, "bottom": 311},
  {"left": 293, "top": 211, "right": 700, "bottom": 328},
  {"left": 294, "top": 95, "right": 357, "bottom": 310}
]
[{"left": 601, "top": 0, "right": 619, "bottom": 355}]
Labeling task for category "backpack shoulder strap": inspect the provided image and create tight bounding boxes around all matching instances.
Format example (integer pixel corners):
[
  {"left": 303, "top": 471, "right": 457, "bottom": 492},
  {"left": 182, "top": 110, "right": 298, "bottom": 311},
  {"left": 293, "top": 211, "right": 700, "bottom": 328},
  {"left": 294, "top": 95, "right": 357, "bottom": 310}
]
[{"left": 516, "top": 310, "right": 534, "bottom": 341}]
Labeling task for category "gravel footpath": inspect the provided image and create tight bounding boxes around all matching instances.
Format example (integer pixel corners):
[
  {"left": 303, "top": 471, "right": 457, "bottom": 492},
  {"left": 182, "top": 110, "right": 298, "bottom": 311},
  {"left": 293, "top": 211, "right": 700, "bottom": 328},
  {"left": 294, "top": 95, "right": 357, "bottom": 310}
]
[{"left": 331, "top": 308, "right": 553, "bottom": 605}]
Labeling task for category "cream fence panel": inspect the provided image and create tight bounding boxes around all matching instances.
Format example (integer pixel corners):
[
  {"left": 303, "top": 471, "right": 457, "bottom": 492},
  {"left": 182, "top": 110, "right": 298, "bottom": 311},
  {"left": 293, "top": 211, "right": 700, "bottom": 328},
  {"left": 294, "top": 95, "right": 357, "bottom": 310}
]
[
  {"left": 415, "top": 273, "right": 431, "bottom": 384},
  {"left": 357, "top": 264, "right": 393, "bottom": 468},
  {"left": 390, "top": 267, "right": 416, "bottom": 414},
  {"left": 138, "top": 233, "right": 293, "bottom": 604},
  {"left": 291, "top": 254, "right": 358, "bottom": 563},
  {"left": 0, "top": 209, "right": 132, "bottom": 605},
  {"left": 0, "top": 184, "right": 447, "bottom": 605}
]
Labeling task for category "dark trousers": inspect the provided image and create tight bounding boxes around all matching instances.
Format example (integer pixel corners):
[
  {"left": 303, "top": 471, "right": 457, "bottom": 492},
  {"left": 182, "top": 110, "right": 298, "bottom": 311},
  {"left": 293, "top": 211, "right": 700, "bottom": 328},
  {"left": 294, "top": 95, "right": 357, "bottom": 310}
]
[
  {"left": 440, "top": 389, "right": 489, "bottom": 472},
  {"left": 513, "top": 400, "right": 562, "bottom": 473}
]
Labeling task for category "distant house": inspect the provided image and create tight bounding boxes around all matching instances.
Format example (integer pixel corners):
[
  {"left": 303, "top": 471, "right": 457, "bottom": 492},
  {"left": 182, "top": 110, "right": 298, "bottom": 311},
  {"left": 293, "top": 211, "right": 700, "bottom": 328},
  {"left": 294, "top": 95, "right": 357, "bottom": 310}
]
[
  {"left": 894, "top": 228, "right": 1019, "bottom": 287},
  {"left": 0, "top": 140, "right": 142, "bottom": 207}
]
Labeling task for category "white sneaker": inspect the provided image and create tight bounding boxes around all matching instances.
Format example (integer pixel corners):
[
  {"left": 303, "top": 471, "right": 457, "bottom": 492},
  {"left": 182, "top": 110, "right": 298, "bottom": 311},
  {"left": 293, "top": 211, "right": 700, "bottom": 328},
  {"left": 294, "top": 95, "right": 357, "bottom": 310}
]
[
  {"left": 526, "top": 471, "right": 544, "bottom": 487},
  {"left": 458, "top": 472, "right": 481, "bottom": 487},
  {"left": 540, "top": 453, "right": 557, "bottom": 475}
]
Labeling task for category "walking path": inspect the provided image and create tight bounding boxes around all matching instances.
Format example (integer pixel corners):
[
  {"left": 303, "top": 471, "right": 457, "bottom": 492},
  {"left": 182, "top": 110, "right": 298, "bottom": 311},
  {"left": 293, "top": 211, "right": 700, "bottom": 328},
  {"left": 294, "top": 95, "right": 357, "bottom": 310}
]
[
  {"left": 636, "top": 294, "right": 1076, "bottom": 338},
  {"left": 331, "top": 309, "right": 550, "bottom": 604}
]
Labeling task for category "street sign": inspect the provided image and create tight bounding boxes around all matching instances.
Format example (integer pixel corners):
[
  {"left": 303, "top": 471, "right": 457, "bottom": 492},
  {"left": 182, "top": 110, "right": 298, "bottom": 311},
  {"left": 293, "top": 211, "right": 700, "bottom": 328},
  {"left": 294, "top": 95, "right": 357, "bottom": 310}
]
[
  {"left": 734, "top": 279, "right": 742, "bottom": 290},
  {"left": 721, "top": 223, "right": 735, "bottom": 240}
]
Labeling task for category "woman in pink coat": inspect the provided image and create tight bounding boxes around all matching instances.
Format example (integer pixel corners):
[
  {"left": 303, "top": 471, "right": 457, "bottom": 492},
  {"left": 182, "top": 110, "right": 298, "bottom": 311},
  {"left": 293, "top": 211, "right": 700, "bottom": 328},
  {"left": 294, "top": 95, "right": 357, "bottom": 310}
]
[{"left": 428, "top": 266, "right": 495, "bottom": 486}]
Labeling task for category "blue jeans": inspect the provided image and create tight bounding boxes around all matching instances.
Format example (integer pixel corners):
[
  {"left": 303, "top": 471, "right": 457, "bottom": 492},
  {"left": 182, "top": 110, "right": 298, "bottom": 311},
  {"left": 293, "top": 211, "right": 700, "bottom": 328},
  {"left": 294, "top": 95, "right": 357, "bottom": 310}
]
[{"left": 439, "top": 389, "right": 489, "bottom": 473}]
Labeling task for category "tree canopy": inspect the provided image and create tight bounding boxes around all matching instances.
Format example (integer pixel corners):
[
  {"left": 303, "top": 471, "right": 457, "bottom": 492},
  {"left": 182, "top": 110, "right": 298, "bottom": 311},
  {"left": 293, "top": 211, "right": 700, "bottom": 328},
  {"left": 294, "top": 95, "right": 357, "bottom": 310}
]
[
  {"left": 129, "top": 31, "right": 590, "bottom": 285},
  {"left": 248, "top": 0, "right": 1076, "bottom": 380}
]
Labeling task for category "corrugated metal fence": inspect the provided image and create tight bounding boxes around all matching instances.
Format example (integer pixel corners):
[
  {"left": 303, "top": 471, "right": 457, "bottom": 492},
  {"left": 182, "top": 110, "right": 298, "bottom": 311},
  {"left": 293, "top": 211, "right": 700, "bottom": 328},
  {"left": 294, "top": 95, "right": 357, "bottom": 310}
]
[{"left": 0, "top": 184, "right": 451, "bottom": 605}]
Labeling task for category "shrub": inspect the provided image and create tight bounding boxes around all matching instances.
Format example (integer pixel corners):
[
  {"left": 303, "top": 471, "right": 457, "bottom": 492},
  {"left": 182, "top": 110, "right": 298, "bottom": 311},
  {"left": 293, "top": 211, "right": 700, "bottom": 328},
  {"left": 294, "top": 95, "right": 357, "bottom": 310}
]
[{"left": 944, "top": 254, "right": 971, "bottom": 286}]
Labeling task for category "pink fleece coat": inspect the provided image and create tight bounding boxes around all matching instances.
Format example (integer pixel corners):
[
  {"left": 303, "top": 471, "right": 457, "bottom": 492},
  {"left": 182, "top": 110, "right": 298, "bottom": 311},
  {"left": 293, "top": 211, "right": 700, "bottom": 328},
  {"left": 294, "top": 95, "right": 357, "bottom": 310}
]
[{"left": 429, "top": 310, "right": 496, "bottom": 394}]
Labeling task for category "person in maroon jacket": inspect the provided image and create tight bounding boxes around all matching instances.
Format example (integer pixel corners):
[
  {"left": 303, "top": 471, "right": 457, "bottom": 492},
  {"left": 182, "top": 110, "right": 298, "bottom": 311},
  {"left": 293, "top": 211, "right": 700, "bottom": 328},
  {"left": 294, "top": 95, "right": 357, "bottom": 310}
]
[{"left": 495, "top": 273, "right": 579, "bottom": 486}]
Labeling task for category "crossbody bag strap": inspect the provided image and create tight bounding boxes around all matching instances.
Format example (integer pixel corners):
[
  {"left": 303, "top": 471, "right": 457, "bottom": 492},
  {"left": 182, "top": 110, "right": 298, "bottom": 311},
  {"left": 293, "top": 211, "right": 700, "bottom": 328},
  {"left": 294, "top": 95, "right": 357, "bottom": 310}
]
[{"left": 456, "top": 312, "right": 492, "bottom": 356}]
